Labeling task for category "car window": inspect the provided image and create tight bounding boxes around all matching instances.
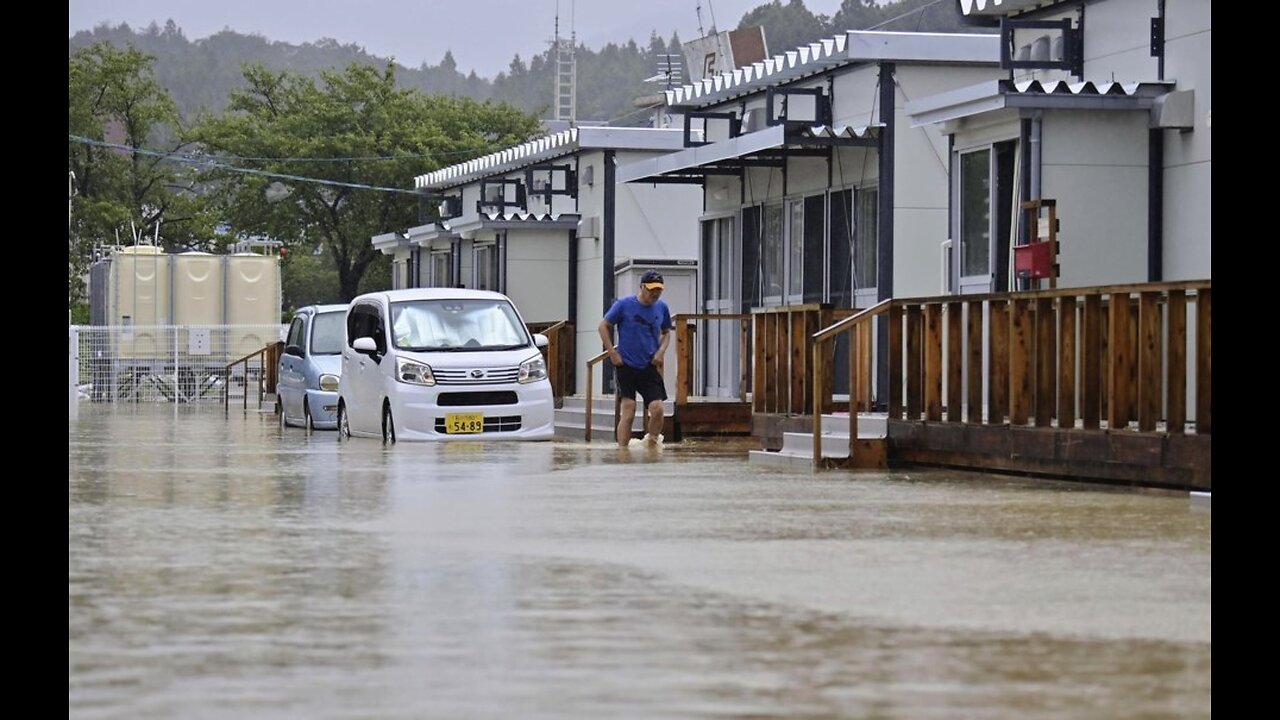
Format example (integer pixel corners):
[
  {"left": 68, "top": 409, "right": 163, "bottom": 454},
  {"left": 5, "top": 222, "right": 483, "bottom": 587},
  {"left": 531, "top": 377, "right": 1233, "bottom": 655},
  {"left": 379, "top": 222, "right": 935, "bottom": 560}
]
[
  {"left": 309, "top": 312, "right": 345, "bottom": 355},
  {"left": 390, "top": 299, "right": 528, "bottom": 351},
  {"left": 286, "top": 317, "right": 305, "bottom": 348}
]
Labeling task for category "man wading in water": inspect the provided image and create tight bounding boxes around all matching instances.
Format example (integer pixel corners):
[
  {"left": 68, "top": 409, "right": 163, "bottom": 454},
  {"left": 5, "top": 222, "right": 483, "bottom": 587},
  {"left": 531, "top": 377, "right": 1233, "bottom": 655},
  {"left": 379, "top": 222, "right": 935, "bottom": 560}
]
[{"left": 597, "top": 270, "right": 672, "bottom": 447}]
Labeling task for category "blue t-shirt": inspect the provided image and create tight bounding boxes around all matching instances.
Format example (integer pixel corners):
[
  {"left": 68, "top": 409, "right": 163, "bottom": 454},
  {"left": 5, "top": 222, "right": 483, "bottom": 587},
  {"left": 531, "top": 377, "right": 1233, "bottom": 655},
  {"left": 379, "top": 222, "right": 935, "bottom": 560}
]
[{"left": 604, "top": 295, "right": 673, "bottom": 369}]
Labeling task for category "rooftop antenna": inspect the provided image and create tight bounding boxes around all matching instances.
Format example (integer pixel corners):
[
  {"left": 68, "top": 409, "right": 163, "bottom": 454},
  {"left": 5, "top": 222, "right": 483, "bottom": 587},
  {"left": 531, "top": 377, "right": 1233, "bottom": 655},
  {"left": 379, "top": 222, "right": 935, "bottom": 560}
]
[
  {"left": 553, "top": 0, "right": 577, "bottom": 126},
  {"left": 695, "top": 0, "right": 730, "bottom": 76}
]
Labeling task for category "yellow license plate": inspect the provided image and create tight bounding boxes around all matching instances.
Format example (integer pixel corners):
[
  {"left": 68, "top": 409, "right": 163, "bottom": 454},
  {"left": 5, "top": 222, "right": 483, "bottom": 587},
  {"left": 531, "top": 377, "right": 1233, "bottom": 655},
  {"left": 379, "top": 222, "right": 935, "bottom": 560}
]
[{"left": 444, "top": 413, "right": 485, "bottom": 434}]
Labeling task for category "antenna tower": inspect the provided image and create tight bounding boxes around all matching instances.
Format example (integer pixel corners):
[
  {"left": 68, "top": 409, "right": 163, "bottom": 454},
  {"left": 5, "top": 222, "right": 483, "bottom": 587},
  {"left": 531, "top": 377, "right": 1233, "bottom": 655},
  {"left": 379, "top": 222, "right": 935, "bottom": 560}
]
[{"left": 553, "top": 1, "right": 577, "bottom": 125}]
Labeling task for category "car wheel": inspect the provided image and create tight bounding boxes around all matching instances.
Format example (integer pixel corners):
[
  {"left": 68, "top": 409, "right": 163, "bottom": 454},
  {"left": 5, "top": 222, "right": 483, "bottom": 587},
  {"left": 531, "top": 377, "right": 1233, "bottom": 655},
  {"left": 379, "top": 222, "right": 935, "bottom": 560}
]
[
  {"left": 382, "top": 403, "right": 396, "bottom": 445},
  {"left": 304, "top": 400, "right": 314, "bottom": 433},
  {"left": 337, "top": 402, "right": 351, "bottom": 440}
]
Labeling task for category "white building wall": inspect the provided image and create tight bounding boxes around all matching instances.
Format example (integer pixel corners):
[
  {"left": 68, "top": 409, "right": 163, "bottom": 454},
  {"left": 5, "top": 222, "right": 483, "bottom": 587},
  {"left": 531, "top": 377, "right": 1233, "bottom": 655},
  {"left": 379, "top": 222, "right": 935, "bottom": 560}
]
[
  {"left": 892, "top": 65, "right": 1002, "bottom": 298},
  {"left": 1161, "top": 3, "right": 1212, "bottom": 281},
  {"left": 505, "top": 230, "right": 570, "bottom": 324},
  {"left": 614, "top": 150, "right": 702, "bottom": 263},
  {"left": 1042, "top": 110, "right": 1149, "bottom": 287},
  {"left": 1009, "top": 0, "right": 1210, "bottom": 281}
]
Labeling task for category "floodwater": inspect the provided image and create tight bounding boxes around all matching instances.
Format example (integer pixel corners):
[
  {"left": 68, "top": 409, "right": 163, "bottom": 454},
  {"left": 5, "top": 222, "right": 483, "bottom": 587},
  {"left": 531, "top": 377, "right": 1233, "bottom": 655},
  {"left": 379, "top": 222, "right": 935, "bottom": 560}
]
[{"left": 69, "top": 404, "right": 1211, "bottom": 719}]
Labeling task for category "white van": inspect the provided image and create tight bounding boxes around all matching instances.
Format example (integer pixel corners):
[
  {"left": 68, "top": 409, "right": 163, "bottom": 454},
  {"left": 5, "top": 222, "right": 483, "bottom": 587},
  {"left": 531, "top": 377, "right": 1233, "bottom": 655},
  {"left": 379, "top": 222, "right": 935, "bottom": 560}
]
[{"left": 337, "top": 288, "right": 554, "bottom": 442}]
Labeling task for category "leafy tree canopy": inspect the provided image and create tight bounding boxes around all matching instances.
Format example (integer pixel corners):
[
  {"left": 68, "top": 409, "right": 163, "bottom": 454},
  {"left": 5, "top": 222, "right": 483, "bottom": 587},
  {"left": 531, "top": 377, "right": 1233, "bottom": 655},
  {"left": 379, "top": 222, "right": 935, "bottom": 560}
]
[
  {"left": 189, "top": 62, "right": 542, "bottom": 301},
  {"left": 68, "top": 42, "right": 220, "bottom": 313}
]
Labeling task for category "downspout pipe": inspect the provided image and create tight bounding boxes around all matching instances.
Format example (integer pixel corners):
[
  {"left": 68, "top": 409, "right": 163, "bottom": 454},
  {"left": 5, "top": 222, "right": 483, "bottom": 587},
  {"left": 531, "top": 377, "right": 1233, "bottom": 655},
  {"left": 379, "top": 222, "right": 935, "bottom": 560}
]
[
  {"left": 875, "top": 61, "right": 895, "bottom": 411},
  {"left": 602, "top": 150, "right": 617, "bottom": 392},
  {"left": 1148, "top": 130, "right": 1163, "bottom": 281}
]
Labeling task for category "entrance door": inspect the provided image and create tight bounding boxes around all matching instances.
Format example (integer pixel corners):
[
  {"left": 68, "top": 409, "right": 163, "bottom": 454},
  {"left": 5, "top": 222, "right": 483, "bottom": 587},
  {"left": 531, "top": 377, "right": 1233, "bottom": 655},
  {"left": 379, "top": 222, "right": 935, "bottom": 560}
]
[
  {"left": 700, "top": 216, "right": 738, "bottom": 398},
  {"left": 956, "top": 141, "right": 1017, "bottom": 294}
]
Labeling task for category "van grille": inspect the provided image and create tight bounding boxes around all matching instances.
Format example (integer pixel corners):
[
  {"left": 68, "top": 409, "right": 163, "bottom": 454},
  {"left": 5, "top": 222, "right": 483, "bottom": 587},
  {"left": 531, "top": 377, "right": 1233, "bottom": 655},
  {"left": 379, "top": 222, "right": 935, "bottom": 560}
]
[
  {"left": 437, "top": 391, "right": 518, "bottom": 407},
  {"left": 434, "top": 415, "right": 523, "bottom": 433},
  {"left": 434, "top": 367, "right": 519, "bottom": 385}
]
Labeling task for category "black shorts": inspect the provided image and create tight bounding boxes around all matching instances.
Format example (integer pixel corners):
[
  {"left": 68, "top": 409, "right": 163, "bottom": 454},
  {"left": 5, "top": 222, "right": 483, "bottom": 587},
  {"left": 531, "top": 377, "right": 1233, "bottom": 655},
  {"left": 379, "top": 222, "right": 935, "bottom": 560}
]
[{"left": 615, "top": 364, "right": 667, "bottom": 406}]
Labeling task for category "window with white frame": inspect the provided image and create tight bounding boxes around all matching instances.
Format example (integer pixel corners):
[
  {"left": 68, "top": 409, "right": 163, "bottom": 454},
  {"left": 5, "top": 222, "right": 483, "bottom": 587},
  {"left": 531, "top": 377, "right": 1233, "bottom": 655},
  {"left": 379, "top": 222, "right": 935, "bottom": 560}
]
[{"left": 960, "top": 148, "right": 992, "bottom": 279}]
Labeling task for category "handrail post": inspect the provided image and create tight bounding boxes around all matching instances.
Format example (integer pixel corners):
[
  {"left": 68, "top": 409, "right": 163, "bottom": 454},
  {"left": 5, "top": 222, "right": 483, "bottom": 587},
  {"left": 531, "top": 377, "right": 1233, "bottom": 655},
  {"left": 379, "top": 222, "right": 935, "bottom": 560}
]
[{"left": 585, "top": 361, "right": 594, "bottom": 443}]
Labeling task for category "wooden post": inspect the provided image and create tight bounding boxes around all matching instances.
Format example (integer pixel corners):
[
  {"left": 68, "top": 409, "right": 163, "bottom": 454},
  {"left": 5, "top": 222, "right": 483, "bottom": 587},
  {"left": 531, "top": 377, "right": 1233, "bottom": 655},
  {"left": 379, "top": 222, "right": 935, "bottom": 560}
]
[
  {"left": 925, "top": 304, "right": 942, "bottom": 422},
  {"left": 675, "top": 319, "right": 691, "bottom": 406},
  {"left": 966, "top": 300, "right": 984, "bottom": 423},
  {"left": 1108, "top": 293, "right": 1131, "bottom": 430},
  {"left": 888, "top": 305, "right": 903, "bottom": 418},
  {"left": 988, "top": 300, "right": 1009, "bottom": 425},
  {"left": 1082, "top": 295, "right": 1102, "bottom": 429},
  {"left": 906, "top": 305, "right": 923, "bottom": 420},
  {"left": 1034, "top": 297, "right": 1055, "bottom": 427},
  {"left": 1009, "top": 298, "right": 1031, "bottom": 426},
  {"left": 946, "top": 301, "right": 962, "bottom": 422},
  {"left": 1058, "top": 297, "right": 1077, "bottom": 429},
  {"left": 1138, "top": 291, "right": 1161, "bottom": 432}
]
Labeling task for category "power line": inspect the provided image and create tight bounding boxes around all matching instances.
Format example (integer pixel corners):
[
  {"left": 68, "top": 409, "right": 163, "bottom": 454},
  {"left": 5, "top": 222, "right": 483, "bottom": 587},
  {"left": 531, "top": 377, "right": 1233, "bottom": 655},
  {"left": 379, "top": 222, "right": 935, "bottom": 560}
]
[{"left": 70, "top": 135, "right": 422, "bottom": 195}]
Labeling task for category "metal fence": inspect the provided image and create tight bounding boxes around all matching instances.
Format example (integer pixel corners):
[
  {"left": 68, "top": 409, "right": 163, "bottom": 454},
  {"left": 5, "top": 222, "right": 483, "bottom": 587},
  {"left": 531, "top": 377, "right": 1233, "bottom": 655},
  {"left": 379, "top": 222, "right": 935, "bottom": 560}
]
[{"left": 70, "top": 324, "right": 287, "bottom": 407}]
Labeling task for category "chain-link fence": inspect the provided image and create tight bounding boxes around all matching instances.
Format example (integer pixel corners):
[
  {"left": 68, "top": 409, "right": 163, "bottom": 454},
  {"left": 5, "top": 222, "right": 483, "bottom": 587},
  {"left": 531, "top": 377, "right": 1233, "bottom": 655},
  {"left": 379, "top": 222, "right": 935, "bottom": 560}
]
[{"left": 70, "top": 324, "right": 286, "bottom": 406}]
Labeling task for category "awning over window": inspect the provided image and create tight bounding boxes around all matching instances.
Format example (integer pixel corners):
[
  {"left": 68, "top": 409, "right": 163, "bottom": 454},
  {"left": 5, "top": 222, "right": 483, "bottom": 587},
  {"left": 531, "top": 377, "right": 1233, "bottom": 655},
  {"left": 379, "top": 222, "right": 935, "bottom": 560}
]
[
  {"left": 405, "top": 222, "right": 457, "bottom": 246},
  {"left": 906, "top": 78, "right": 1175, "bottom": 127},
  {"left": 371, "top": 231, "right": 410, "bottom": 254},
  {"left": 617, "top": 123, "right": 880, "bottom": 185},
  {"left": 446, "top": 212, "right": 582, "bottom": 237}
]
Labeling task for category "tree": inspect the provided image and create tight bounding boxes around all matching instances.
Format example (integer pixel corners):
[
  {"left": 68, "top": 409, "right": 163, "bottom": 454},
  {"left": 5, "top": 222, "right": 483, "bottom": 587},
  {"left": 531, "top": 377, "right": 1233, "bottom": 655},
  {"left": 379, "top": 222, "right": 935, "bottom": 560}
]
[
  {"left": 190, "top": 61, "right": 542, "bottom": 300},
  {"left": 68, "top": 42, "right": 219, "bottom": 317},
  {"left": 738, "top": 0, "right": 831, "bottom": 56}
]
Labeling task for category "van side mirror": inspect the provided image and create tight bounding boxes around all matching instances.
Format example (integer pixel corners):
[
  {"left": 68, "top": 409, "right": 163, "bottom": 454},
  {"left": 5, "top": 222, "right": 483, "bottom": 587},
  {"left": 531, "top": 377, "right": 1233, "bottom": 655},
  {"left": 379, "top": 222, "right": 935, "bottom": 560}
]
[
  {"left": 285, "top": 344, "right": 304, "bottom": 357},
  {"left": 533, "top": 333, "right": 549, "bottom": 348},
  {"left": 353, "top": 337, "right": 378, "bottom": 355}
]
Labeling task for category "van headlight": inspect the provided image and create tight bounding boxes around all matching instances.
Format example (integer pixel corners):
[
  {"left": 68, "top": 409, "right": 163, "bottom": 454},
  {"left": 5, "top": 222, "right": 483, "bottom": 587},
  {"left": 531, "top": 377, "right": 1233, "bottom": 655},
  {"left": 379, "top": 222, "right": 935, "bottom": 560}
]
[
  {"left": 518, "top": 354, "right": 547, "bottom": 383},
  {"left": 396, "top": 356, "right": 435, "bottom": 386},
  {"left": 318, "top": 374, "right": 340, "bottom": 392}
]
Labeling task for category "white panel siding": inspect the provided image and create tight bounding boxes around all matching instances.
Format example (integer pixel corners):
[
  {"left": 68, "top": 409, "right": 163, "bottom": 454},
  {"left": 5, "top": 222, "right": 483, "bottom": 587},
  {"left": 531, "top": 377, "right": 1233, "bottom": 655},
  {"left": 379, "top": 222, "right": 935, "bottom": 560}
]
[
  {"left": 505, "top": 231, "right": 570, "bottom": 324},
  {"left": 1162, "top": 161, "right": 1211, "bottom": 282},
  {"left": 893, "top": 208, "right": 950, "bottom": 297}
]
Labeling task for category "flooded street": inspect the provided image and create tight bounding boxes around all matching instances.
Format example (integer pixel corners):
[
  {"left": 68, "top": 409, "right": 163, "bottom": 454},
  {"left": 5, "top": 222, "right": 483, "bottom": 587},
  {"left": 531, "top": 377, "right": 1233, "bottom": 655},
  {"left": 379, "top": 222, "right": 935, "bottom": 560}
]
[{"left": 69, "top": 404, "right": 1210, "bottom": 719}]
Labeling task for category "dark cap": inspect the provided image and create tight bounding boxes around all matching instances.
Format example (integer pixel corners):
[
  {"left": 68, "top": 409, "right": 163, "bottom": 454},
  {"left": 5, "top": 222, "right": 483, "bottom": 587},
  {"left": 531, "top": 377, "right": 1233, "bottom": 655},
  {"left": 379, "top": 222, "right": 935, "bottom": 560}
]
[{"left": 640, "top": 270, "right": 664, "bottom": 290}]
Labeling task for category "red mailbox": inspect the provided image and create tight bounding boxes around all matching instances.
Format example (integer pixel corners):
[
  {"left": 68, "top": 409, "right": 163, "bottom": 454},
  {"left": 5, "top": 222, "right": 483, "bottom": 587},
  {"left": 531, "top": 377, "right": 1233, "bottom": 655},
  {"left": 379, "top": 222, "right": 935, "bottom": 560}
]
[{"left": 1014, "top": 241, "right": 1053, "bottom": 279}]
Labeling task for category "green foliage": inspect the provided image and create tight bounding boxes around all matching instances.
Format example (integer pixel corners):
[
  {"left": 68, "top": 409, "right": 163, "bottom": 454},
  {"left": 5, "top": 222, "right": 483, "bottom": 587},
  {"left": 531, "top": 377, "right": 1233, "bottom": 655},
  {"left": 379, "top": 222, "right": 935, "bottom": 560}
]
[
  {"left": 68, "top": 42, "right": 220, "bottom": 314},
  {"left": 740, "top": 0, "right": 830, "bottom": 57},
  {"left": 190, "top": 62, "right": 542, "bottom": 300},
  {"left": 738, "top": 0, "right": 984, "bottom": 51}
]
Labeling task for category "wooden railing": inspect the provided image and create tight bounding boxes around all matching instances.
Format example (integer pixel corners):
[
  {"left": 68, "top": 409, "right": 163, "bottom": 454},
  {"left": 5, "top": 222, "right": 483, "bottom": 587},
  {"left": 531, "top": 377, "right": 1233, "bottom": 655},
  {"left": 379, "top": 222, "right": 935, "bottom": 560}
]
[
  {"left": 809, "top": 280, "right": 1212, "bottom": 463},
  {"left": 223, "top": 340, "right": 283, "bottom": 412},
  {"left": 583, "top": 350, "right": 612, "bottom": 443},
  {"left": 752, "top": 304, "right": 857, "bottom": 415},
  {"left": 811, "top": 300, "right": 889, "bottom": 463},
  {"left": 527, "top": 320, "right": 575, "bottom": 403},
  {"left": 672, "top": 313, "right": 752, "bottom": 405}
]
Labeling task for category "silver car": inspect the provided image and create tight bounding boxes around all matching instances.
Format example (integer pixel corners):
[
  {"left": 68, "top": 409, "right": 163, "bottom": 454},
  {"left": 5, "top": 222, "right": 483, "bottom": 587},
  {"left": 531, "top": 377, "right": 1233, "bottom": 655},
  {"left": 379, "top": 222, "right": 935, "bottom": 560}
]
[
  {"left": 337, "top": 289, "right": 553, "bottom": 443},
  {"left": 278, "top": 304, "right": 348, "bottom": 431}
]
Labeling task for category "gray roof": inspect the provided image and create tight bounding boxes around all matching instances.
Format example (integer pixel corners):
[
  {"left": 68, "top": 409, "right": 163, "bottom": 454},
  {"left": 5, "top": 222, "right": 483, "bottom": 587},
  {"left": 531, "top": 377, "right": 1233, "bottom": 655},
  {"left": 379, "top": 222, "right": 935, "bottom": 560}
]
[
  {"left": 958, "top": 0, "right": 1049, "bottom": 17},
  {"left": 446, "top": 212, "right": 582, "bottom": 237},
  {"left": 414, "top": 127, "right": 687, "bottom": 191},
  {"left": 664, "top": 30, "right": 999, "bottom": 109},
  {"left": 618, "top": 123, "right": 880, "bottom": 185},
  {"left": 906, "top": 78, "right": 1176, "bottom": 127}
]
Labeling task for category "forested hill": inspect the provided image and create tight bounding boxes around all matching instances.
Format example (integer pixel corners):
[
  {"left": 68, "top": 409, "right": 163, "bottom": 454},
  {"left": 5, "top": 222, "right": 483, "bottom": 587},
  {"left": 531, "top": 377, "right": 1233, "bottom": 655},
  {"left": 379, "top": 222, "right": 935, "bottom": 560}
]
[{"left": 68, "top": 0, "right": 981, "bottom": 126}]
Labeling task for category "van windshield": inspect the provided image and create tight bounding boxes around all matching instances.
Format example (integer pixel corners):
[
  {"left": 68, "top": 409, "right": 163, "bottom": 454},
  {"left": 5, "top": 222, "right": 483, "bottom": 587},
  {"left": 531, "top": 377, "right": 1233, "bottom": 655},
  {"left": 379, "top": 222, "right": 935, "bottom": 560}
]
[
  {"left": 390, "top": 299, "right": 530, "bottom": 352},
  {"left": 310, "top": 312, "right": 346, "bottom": 355}
]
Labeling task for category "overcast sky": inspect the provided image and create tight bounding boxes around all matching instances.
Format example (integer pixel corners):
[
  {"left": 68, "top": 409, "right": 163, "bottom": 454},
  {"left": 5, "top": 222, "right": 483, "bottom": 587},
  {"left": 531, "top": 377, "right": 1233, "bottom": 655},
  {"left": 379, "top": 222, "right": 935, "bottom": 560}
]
[{"left": 69, "top": 0, "right": 853, "bottom": 78}]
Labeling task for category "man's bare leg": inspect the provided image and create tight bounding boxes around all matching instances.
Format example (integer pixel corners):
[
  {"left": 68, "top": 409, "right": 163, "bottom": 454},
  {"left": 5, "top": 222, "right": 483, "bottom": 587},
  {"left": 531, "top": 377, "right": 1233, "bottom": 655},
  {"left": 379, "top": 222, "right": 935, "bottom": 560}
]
[
  {"left": 644, "top": 399, "right": 664, "bottom": 445},
  {"left": 617, "top": 396, "right": 637, "bottom": 447}
]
